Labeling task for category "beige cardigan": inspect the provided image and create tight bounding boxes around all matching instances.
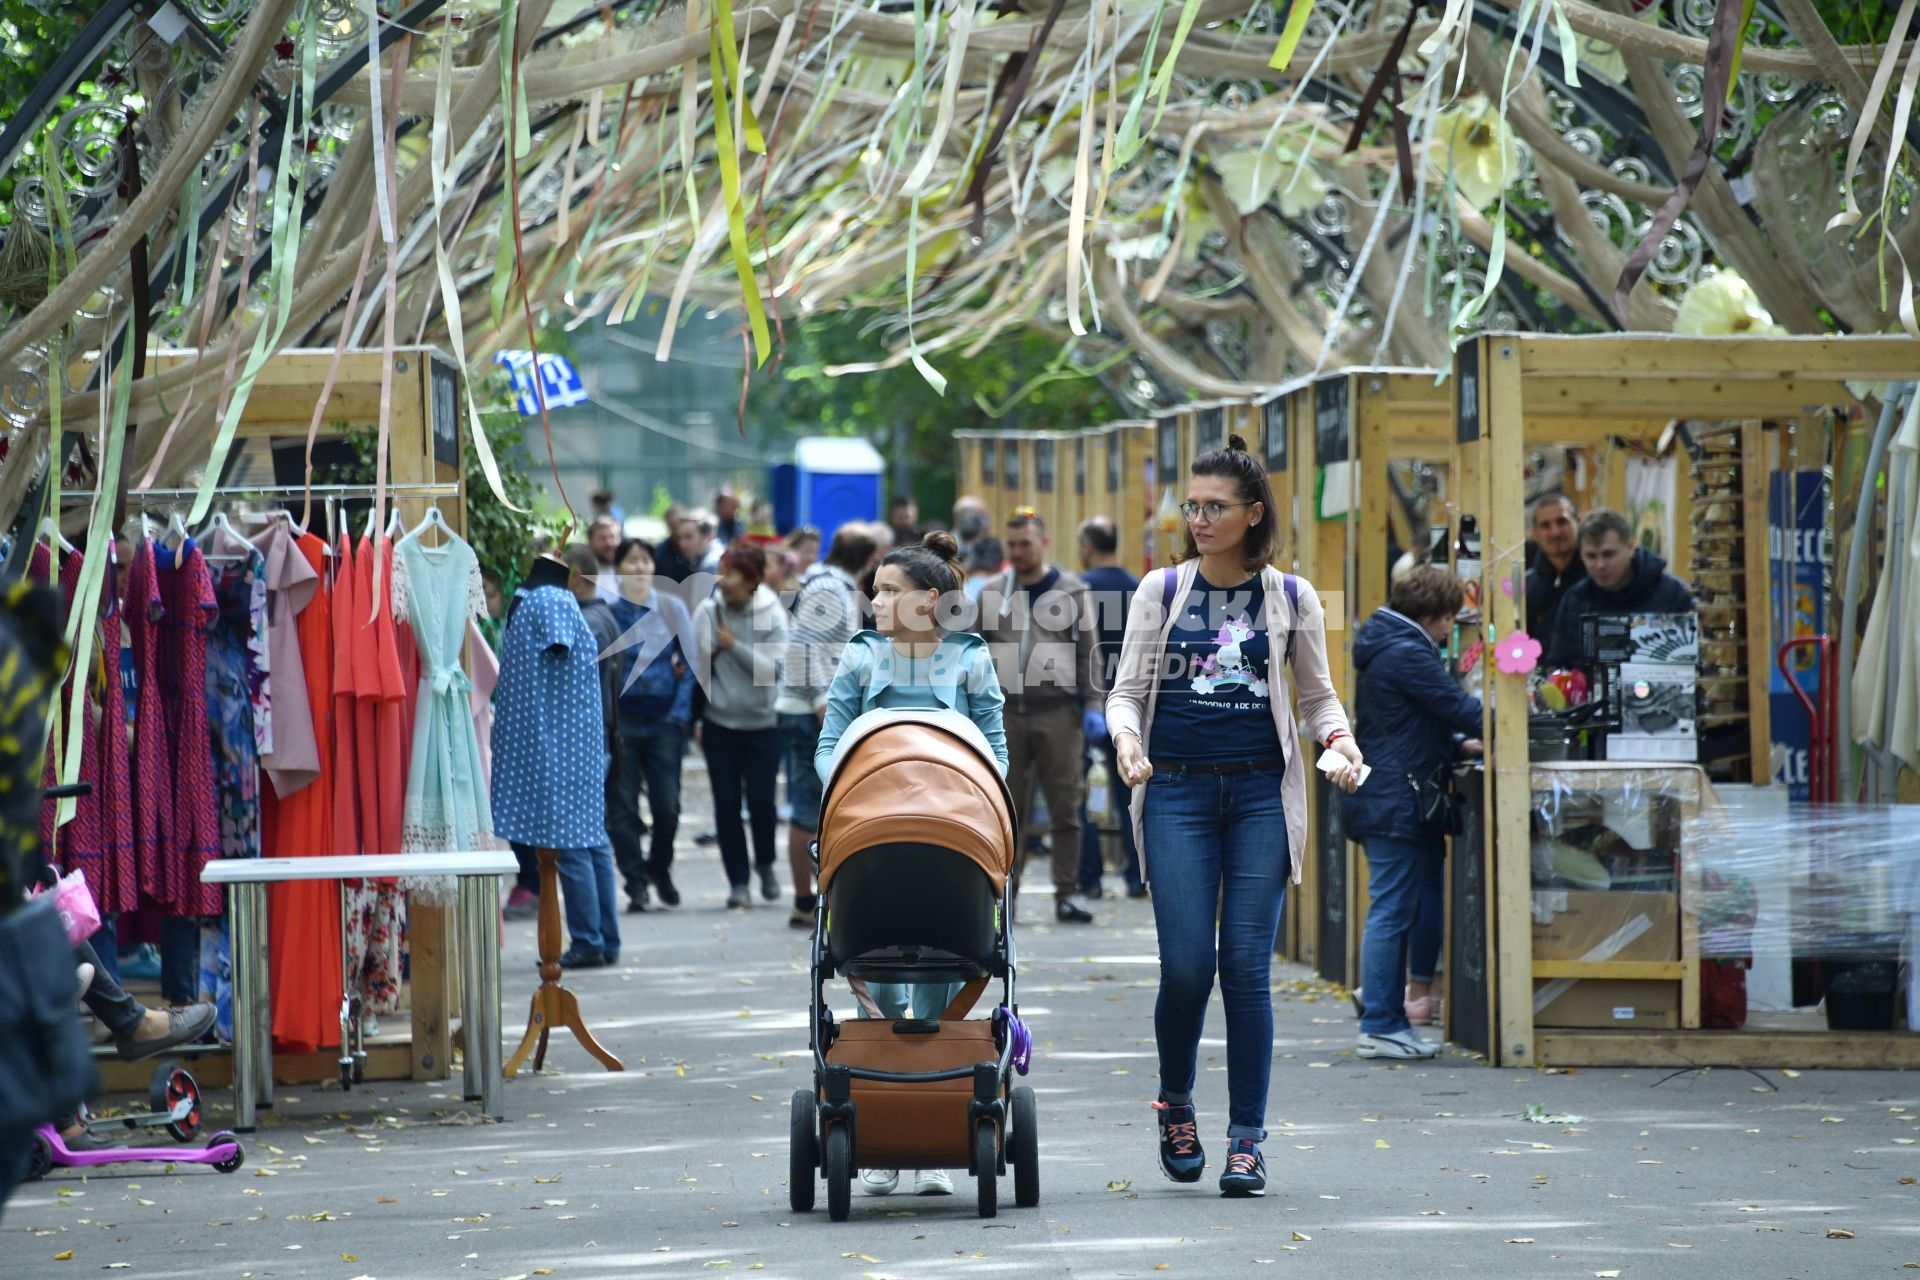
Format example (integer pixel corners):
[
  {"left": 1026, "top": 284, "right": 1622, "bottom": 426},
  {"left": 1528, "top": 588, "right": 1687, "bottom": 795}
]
[{"left": 1105, "top": 561, "right": 1352, "bottom": 884}]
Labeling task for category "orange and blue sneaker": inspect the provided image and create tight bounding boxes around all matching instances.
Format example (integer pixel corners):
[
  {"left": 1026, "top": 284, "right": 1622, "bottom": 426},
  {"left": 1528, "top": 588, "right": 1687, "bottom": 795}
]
[
  {"left": 1152, "top": 1098, "right": 1205, "bottom": 1183},
  {"left": 1219, "top": 1138, "right": 1267, "bottom": 1197}
]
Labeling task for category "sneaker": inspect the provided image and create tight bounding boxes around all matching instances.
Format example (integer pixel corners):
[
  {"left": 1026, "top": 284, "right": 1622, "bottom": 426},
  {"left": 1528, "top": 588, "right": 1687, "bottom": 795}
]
[
  {"left": 1054, "top": 896, "right": 1095, "bottom": 925},
  {"left": 1081, "top": 882, "right": 1105, "bottom": 900},
  {"left": 1126, "top": 883, "right": 1150, "bottom": 900},
  {"left": 1152, "top": 1099, "right": 1205, "bottom": 1183},
  {"left": 911, "top": 1168, "right": 953, "bottom": 1196},
  {"left": 559, "top": 944, "right": 608, "bottom": 969},
  {"left": 726, "top": 886, "right": 752, "bottom": 910},
  {"left": 504, "top": 887, "right": 538, "bottom": 921},
  {"left": 115, "top": 1002, "right": 217, "bottom": 1061},
  {"left": 789, "top": 904, "right": 815, "bottom": 930},
  {"left": 647, "top": 866, "right": 681, "bottom": 908},
  {"left": 695, "top": 828, "right": 720, "bottom": 847},
  {"left": 859, "top": 1168, "right": 899, "bottom": 1196},
  {"left": 119, "top": 943, "right": 162, "bottom": 981},
  {"left": 757, "top": 864, "right": 781, "bottom": 902},
  {"left": 626, "top": 882, "right": 652, "bottom": 913},
  {"left": 1356, "top": 1029, "right": 1440, "bottom": 1059},
  {"left": 1219, "top": 1139, "right": 1267, "bottom": 1197}
]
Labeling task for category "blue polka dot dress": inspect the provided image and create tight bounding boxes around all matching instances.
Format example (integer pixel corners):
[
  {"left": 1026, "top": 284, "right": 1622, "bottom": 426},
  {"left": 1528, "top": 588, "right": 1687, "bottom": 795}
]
[{"left": 490, "top": 586, "right": 608, "bottom": 848}]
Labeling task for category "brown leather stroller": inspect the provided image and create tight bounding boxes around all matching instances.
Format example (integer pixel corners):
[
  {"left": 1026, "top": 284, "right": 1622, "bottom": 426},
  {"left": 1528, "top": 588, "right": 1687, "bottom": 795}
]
[{"left": 789, "top": 708, "right": 1038, "bottom": 1221}]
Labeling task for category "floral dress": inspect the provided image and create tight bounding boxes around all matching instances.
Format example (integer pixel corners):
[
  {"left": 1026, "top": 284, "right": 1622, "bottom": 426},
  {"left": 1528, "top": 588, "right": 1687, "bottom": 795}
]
[{"left": 204, "top": 526, "right": 270, "bottom": 863}]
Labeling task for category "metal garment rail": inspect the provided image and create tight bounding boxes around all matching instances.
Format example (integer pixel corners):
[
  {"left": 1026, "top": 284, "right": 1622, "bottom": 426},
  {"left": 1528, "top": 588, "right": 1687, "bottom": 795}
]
[{"left": 53, "top": 482, "right": 461, "bottom": 504}]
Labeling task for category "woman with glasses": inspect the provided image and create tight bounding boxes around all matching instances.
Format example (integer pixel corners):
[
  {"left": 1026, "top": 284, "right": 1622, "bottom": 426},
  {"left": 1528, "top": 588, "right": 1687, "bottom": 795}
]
[{"left": 1107, "top": 435, "right": 1363, "bottom": 1199}]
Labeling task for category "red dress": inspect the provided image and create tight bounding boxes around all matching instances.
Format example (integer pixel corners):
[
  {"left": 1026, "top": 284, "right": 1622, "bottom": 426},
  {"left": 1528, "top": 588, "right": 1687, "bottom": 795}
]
[
  {"left": 32, "top": 546, "right": 133, "bottom": 913},
  {"left": 344, "top": 534, "right": 407, "bottom": 1014},
  {"left": 263, "top": 531, "right": 344, "bottom": 1053}
]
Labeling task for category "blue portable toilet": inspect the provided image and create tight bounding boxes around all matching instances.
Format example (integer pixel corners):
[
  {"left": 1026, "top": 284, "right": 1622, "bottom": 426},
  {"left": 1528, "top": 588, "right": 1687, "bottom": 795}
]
[
  {"left": 794, "top": 436, "right": 884, "bottom": 536},
  {"left": 769, "top": 462, "right": 799, "bottom": 534}
]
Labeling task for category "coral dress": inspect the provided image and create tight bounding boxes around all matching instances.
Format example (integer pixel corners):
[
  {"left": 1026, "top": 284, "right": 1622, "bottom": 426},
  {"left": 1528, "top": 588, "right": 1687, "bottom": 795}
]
[{"left": 260, "top": 528, "right": 343, "bottom": 1053}]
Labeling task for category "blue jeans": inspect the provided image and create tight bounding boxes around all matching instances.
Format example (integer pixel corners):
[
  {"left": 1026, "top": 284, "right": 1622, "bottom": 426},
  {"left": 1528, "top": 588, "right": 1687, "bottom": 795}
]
[
  {"left": 780, "top": 712, "right": 825, "bottom": 833},
  {"left": 160, "top": 915, "right": 202, "bottom": 1005},
  {"left": 1079, "top": 736, "right": 1142, "bottom": 893},
  {"left": 864, "top": 981, "right": 965, "bottom": 1021},
  {"left": 1357, "top": 833, "right": 1445, "bottom": 1036},
  {"left": 557, "top": 844, "right": 621, "bottom": 958},
  {"left": 1142, "top": 765, "right": 1289, "bottom": 1142}
]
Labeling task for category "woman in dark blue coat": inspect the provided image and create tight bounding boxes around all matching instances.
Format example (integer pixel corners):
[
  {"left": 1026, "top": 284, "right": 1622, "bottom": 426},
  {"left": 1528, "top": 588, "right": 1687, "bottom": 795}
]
[{"left": 1341, "top": 568, "right": 1483, "bottom": 1059}]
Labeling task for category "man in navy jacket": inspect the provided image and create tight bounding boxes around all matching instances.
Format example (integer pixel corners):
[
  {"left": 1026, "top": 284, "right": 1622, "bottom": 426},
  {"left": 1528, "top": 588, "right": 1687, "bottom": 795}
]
[{"left": 1544, "top": 510, "right": 1695, "bottom": 670}]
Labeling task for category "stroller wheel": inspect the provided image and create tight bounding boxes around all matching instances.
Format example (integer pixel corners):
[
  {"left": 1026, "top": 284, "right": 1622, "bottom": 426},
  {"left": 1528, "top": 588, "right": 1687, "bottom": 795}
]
[
  {"left": 788, "top": 1090, "right": 818, "bottom": 1213},
  {"left": 1010, "top": 1086, "right": 1040, "bottom": 1208},
  {"left": 974, "top": 1122, "right": 998, "bottom": 1219},
  {"left": 824, "top": 1123, "right": 852, "bottom": 1222}
]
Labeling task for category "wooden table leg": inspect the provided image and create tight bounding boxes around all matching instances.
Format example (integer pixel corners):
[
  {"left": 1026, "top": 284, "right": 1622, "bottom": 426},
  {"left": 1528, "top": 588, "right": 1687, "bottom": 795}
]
[{"left": 505, "top": 848, "right": 624, "bottom": 1078}]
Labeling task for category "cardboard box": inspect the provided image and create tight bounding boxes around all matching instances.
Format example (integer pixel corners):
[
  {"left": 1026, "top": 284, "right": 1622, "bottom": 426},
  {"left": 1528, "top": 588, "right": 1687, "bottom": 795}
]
[
  {"left": 1605, "top": 732, "right": 1698, "bottom": 763},
  {"left": 1532, "top": 890, "right": 1680, "bottom": 963},
  {"left": 1534, "top": 979, "right": 1680, "bottom": 1029},
  {"left": 1617, "top": 662, "right": 1697, "bottom": 738}
]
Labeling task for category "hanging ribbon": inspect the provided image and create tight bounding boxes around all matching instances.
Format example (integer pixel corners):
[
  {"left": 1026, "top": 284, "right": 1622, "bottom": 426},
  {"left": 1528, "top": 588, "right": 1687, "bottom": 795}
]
[
  {"left": 710, "top": 0, "right": 772, "bottom": 367},
  {"left": 1612, "top": 0, "right": 1743, "bottom": 326},
  {"left": 1268, "top": 0, "right": 1318, "bottom": 71},
  {"left": 961, "top": 0, "right": 1071, "bottom": 240}
]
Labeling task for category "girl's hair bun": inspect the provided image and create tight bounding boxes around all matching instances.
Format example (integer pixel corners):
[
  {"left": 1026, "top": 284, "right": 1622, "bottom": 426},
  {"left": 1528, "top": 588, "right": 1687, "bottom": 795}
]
[
  {"left": 1227, "top": 433, "right": 1250, "bottom": 453},
  {"left": 921, "top": 529, "right": 959, "bottom": 559}
]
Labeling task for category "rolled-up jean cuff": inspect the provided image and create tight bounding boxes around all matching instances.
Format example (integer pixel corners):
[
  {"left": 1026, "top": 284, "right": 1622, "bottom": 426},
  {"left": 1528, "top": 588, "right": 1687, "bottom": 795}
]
[
  {"left": 1410, "top": 971, "right": 1435, "bottom": 984},
  {"left": 1159, "top": 1089, "right": 1192, "bottom": 1106},
  {"left": 1226, "top": 1124, "right": 1268, "bottom": 1143}
]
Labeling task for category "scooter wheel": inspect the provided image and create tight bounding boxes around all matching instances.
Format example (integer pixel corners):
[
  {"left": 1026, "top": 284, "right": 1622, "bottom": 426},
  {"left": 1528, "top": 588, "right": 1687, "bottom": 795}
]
[
  {"left": 25, "top": 1132, "right": 53, "bottom": 1181},
  {"left": 164, "top": 1067, "right": 203, "bottom": 1142},
  {"left": 207, "top": 1131, "right": 244, "bottom": 1174}
]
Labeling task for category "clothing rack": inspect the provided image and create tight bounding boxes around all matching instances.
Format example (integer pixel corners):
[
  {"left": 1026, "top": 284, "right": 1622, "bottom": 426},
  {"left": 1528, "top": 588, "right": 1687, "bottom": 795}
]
[{"left": 54, "top": 483, "right": 461, "bottom": 505}]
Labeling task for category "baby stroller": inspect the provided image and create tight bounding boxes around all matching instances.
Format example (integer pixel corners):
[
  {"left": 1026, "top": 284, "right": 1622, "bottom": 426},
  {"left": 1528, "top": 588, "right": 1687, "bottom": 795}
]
[{"left": 790, "top": 708, "right": 1038, "bottom": 1221}]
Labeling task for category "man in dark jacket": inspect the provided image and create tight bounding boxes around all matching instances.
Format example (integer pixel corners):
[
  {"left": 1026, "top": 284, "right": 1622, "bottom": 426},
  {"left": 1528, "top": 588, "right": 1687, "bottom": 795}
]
[
  {"left": 1524, "top": 494, "right": 1585, "bottom": 644},
  {"left": 1341, "top": 568, "right": 1483, "bottom": 1060},
  {"left": 1544, "top": 509, "right": 1695, "bottom": 669}
]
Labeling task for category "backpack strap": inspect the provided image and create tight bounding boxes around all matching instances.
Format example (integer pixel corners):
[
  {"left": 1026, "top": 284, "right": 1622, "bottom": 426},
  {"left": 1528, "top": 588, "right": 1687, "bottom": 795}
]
[
  {"left": 1282, "top": 572, "right": 1300, "bottom": 667},
  {"left": 1160, "top": 566, "right": 1180, "bottom": 616}
]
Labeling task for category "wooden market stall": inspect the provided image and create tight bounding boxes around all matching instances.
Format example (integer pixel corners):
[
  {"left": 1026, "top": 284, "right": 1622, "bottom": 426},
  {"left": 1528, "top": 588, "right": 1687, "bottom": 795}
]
[
  {"left": 1104, "top": 420, "right": 1153, "bottom": 577},
  {"left": 1447, "top": 332, "right": 1920, "bottom": 1069},
  {"left": 90, "top": 346, "right": 473, "bottom": 1093}
]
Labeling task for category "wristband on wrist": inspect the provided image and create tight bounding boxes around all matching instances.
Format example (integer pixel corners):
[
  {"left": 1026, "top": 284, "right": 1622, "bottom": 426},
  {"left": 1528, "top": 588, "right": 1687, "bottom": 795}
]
[{"left": 1324, "top": 729, "right": 1350, "bottom": 746}]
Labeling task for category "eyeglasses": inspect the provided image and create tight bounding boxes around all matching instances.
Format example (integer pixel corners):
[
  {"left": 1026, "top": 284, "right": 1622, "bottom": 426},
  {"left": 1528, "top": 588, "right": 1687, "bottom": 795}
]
[{"left": 1180, "top": 500, "right": 1253, "bottom": 524}]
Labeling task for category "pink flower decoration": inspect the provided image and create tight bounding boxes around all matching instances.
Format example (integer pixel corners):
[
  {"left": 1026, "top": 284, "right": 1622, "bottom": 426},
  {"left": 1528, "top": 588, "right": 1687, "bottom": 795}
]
[{"left": 1495, "top": 631, "right": 1543, "bottom": 676}]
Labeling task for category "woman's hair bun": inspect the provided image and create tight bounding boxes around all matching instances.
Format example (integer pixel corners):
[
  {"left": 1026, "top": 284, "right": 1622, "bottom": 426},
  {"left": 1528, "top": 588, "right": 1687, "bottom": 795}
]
[
  {"left": 1227, "top": 433, "right": 1250, "bottom": 453},
  {"left": 921, "top": 529, "right": 959, "bottom": 559}
]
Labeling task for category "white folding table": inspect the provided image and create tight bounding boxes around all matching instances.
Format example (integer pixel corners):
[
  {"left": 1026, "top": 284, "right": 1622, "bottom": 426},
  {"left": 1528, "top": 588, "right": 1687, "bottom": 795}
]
[{"left": 201, "top": 851, "right": 517, "bottom": 1129}]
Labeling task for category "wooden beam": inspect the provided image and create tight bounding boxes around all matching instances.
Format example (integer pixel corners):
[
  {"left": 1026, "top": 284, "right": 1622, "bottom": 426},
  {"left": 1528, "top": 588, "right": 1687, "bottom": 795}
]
[
  {"left": 1534, "top": 1029, "right": 1920, "bottom": 1070},
  {"left": 1741, "top": 421, "right": 1773, "bottom": 778},
  {"left": 1521, "top": 382, "right": 1857, "bottom": 422},
  {"left": 97, "top": 1043, "right": 419, "bottom": 1092},
  {"left": 1482, "top": 336, "right": 1537, "bottom": 1068},
  {"left": 1513, "top": 333, "right": 1920, "bottom": 380},
  {"left": 1532, "top": 960, "right": 1686, "bottom": 980}
]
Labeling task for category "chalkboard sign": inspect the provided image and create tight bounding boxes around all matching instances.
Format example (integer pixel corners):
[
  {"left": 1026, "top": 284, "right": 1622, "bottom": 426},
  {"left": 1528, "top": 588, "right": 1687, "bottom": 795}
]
[
  {"left": 1263, "top": 398, "right": 1288, "bottom": 473},
  {"left": 1455, "top": 340, "right": 1482, "bottom": 444},
  {"left": 430, "top": 360, "right": 460, "bottom": 468},
  {"left": 1157, "top": 419, "right": 1179, "bottom": 481},
  {"left": 1004, "top": 441, "right": 1021, "bottom": 488},
  {"left": 981, "top": 438, "right": 997, "bottom": 484},
  {"left": 1314, "top": 379, "right": 1350, "bottom": 465},
  {"left": 1074, "top": 437, "right": 1087, "bottom": 495},
  {"left": 1315, "top": 772, "right": 1349, "bottom": 989},
  {"left": 1197, "top": 406, "right": 1226, "bottom": 453},
  {"left": 1036, "top": 438, "right": 1056, "bottom": 493},
  {"left": 1107, "top": 431, "right": 1122, "bottom": 493},
  {"left": 1447, "top": 762, "right": 1493, "bottom": 1059}
]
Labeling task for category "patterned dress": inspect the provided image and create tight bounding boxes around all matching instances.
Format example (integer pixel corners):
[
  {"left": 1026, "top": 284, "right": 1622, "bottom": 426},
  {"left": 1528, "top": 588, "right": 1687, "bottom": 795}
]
[
  {"left": 491, "top": 585, "right": 607, "bottom": 848},
  {"left": 130, "top": 538, "right": 222, "bottom": 915},
  {"left": 204, "top": 531, "right": 270, "bottom": 863}
]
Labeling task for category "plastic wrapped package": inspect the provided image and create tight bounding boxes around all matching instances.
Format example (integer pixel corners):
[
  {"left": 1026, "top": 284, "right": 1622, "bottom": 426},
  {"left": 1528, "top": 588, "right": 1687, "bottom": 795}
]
[{"left": 1685, "top": 791, "right": 1918, "bottom": 1028}]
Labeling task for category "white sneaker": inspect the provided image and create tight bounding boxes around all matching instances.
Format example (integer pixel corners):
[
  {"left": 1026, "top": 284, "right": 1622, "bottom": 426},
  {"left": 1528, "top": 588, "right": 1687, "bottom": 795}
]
[
  {"left": 911, "top": 1168, "right": 953, "bottom": 1196},
  {"left": 1356, "top": 1029, "right": 1440, "bottom": 1060},
  {"left": 859, "top": 1168, "right": 899, "bottom": 1196}
]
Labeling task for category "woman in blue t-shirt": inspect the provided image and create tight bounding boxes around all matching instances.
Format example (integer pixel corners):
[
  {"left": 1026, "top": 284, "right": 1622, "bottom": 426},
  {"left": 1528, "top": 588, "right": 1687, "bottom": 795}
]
[{"left": 1107, "top": 435, "right": 1363, "bottom": 1199}]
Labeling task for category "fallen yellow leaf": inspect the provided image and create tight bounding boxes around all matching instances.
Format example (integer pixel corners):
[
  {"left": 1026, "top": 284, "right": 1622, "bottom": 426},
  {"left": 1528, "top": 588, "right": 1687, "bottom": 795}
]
[
  {"left": 53, "top": 1252, "right": 74, "bottom": 1261},
  {"left": 1829, "top": 1228, "right": 1856, "bottom": 1239},
  {"left": 1374, "top": 1139, "right": 1390, "bottom": 1149},
  {"left": 1106, "top": 1180, "right": 1132, "bottom": 1192},
  {"left": 1290, "top": 1231, "right": 1310, "bottom": 1242},
  {"left": 342, "top": 1256, "right": 359, "bottom": 1263}
]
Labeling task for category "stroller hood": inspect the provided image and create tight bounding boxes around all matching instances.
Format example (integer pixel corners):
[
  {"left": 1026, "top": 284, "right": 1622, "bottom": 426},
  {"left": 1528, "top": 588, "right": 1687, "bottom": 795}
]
[{"left": 817, "top": 708, "right": 1016, "bottom": 894}]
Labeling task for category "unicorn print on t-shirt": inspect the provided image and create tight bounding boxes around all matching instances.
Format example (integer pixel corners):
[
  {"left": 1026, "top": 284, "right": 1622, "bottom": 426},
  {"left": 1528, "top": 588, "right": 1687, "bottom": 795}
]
[{"left": 1189, "top": 618, "right": 1268, "bottom": 697}]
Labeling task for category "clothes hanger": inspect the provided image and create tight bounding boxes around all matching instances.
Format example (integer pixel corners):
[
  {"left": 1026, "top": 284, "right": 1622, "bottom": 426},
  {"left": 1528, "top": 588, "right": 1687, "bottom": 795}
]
[
  {"left": 384, "top": 504, "right": 406, "bottom": 539},
  {"left": 404, "top": 503, "right": 454, "bottom": 547},
  {"left": 38, "top": 515, "right": 77, "bottom": 556},
  {"left": 198, "top": 509, "right": 248, "bottom": 561}
]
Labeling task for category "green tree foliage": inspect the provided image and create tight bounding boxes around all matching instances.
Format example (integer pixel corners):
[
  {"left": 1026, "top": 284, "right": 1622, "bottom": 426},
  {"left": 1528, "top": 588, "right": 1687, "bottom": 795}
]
[{"left": 745, "top": 311, "right": 1127, "bottom": 526}]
